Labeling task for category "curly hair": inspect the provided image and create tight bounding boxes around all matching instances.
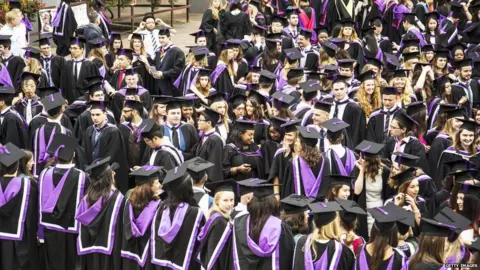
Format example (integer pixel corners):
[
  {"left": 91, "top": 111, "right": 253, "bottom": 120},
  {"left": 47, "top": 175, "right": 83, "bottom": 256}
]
[
  {"left": 364, "top": 156, "right": 382, "bottom": 182},
  {"left": 246, "top": 97, "right": 265, "bottom": 121},
  {"left": 356, "top": 79, "right": 381, "bottom": 117},
  {"left": 298, "top": 139, "right": 322, "bottom": 168},
  {"left": 280, "top": 211, "right": 308, "bottom": 235},
  {"left": 389, "top": 77, "right": 413, "bottom": 106},
  {"left": 129, "top": 180, "right": 159, "bottom": 211}
]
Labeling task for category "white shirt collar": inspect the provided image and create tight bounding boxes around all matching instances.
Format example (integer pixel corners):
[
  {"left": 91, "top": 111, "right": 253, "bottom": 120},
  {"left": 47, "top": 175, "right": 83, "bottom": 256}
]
[
  {"left": 55, "top": 163, "right": 75, "bottom": 169},
  {"left": 0, "top": 106, "right": 11, "bottom": 115}
]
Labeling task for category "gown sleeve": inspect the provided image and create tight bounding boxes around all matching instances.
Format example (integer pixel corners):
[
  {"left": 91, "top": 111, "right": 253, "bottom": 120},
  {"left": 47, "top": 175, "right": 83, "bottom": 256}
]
[
  {"left": 427, "top": 138, "right": 451, "bottom": 187},
  {"left": 201, "top": 9, "right": 215, "bottom": 33},
  {"left": 279, "top": 221, "right": 295, "bottom": 270},
  {"left": 222, "top": 144, "right": 237, "bottom": 179}
]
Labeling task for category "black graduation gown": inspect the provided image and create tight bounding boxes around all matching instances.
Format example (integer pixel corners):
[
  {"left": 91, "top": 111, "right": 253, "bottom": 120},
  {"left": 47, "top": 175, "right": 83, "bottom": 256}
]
[
  {"left": 162, "top": 123, "right": 199, "bottom": 160},
  {"left": 223, "top": 143, "right": 265, "bottom": 181},
  {"left": 220, "top": 12, "right": 252, "bottom": 40},
  {"left": 382, "top": 3, "right": 401, "bottom": 44},
  {"left": 337, "top": 102, "right": 367, "bottom": 146},
  {"left": 0, "top": 107, "right": 28, "bottom": 149},
  {"left": 435, "top": 147, "right": 480, "bottom": 188},
  {"left": 347, "top": 42, "right": 365, "bottom": 74},
  {"left": 109, "top": 69, "right": 128, "bottom": 90},
  {"left": 354, "top": 245, "right": 405, "bottom": 269},
  {"left": 111, "top": 87, "right": 152, "bottom": 122},
  {"left": 52, "top": 2, "right": 77, "bottom": 56},
  {"left": 13, "top": 97, "right": 43, "bottom": 123},
  {"left": 201, "top": 9, "right": 221, "bottom": 51},
  {"left": 38, "top": 165, "right": 86, "bottom": 270},
  {"left": 430, "top": 189, "right": 450, "bottom": 216},
  {"left": 81, "top": 124, "right": 130, "bottom": 193},
  {"left": 326, "top": 147, "right": 357, "bottom": 177},
  {"left": 76, "top": 191, "right": 124, "bottom": 270},
  {"left": 2, "top": 55, "right": 25, "bottom": 87},
  {"left": 192, "top": 132, "right": 224, "bottom": 182},
  {"left": 383, "top": 136, "right": 430, "bottom": 176},
  {"left": 212, "top": 64, "right": 235, "bottom": 96},
  {"left": 283, "top": 156, "right": 332, "bottom": 201},
  {"left": 118, "top": 122, "right": 148, "bottom": 170},
  {"left": 197, "top": 212, "right": 232, "bottom": 270},
  {"left": 74, "top": 109, "right": 116, "bottom": 144},
  {"left": 151, "top": 203, "right": 204, "bottom": 270},
  {"left": 175, "top": 65, "right": 200, "bottom": 96},
  {"left": 60, "top": 60, "right": 101, "bottom": 103},
  {"left": 293, "top": 237, "right": 355, "bottom": 270},
  {"left": 40, "top": 55, "right": 65, "bottom": 88},
  {"left": 146, "top": 144, "right": 184, "bottom": 170},
  {"left": 452, "top": 81, "right": 480, "bottom": 116},
  {"left": 232, "top": 214, "right": 294, "bottom": 270},
  {"left": 427, "top": 133, "right": 452, "bottom": 185},
  {"left": 268, "top": 148, "right": 292, "bottom": 188},
  {"left": 154, "top": 46, "right": 186, "bottom": 96},
  {"left": 260, "top": 140, "right": 281, "bottom": 177},
  {"left": 132, "top": 58, "right": 155, "bottom": 92},
  {"left": 410, "top": 262, "right": 443, "bottom": 270},
  {"left": 0, "top": 177, "right": 38, "bottom": 270},
  {"left": 366, "top": 107, "right": 402, "bottom": 144},
  {"left": 251, "top": 119, "right": 270, "bottom": 145},
  {"left": 28, "top": 113, "right": 73, "bottom": 145},
  {"left": 354, "top": 165, "right": 393, "bottom": 241}
]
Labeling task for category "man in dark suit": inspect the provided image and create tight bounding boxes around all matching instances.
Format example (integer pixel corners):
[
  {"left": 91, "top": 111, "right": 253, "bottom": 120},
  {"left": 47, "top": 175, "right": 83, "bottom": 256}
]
[{"left": 152, "top": 28, "right": 185, "bottom": 96}]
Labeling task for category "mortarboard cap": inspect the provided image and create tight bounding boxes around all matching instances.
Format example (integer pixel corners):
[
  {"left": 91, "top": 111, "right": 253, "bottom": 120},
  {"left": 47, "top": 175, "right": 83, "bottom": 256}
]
[
  {"left": 206, "top": 90, "right": 226, "bottom": 104},
  {"left": 367, "top": 204, "right": 404, "bottom": 232},
  {"left": 365, "top": 57, "right": 383, "bottom": 69},
  {"left": 420, "top": 217, "right": 460, "bottom": 239},
  {"left": 37, "top": 87, "right": 60, "bottom": 98},
  {"left": 443, "top": 108, "right": 466, "bottom": 120},
  {"left": 157, "top": 28, "right": 171, "bottom": 36},
  {"left": 434, "top": 49, "right": 450, "bottom": 59},
  {"left": 335, "top": 197, "right": 367, "bottom": 224},
  {"left": 284, "top": 48, "right": 303, "bottom": 62},
  {"left": 85, "top": 157, "right": 119, "bottom": 178},
  {"left": 381, "top": 86, "right": 398, "bottom": 95},
  {"left": 456, "top": 182, "right": 480, "bottom": 199},
  {"left": 448, "top": 169, "right": 476, "bottom": 182},
  {"left": 163, "top": 164, "right": 189, "bottom": 185},
  {"left": 422, "top": 44, "right": 435, "bottom": 52},
  {"left": 88, "top": 37, "right": 107, "bottom": 49},
  {"left": 330, "top": 38, "right": 347, "bottom": 50},
  {"left": 259, "top": 70, "right": 277, "bottom": 84},
  {"left": 0, "top": 35, "right": 12, "bottom": 46},
  {"left": 402, "top": 51, "right": 420, "bottom": 62},
  {"left": 0, "top": 143, "right": 25, "bottom": 167},
  {"left": 201, "top": 106, "right": 221, "bottom": 124},
  {"left": 46, "top": 133, "right": 78, "bottom": 162},
  {"left": 36, "top": 33, "right": 53, "bottom": 46},
  {"left": 300, "top": 80, "right": 321, "bottom": 96},
  {"left": 385, "top": 53, "right": 400, "bottom": 68},
  {"left": 299, "top": 28, "right": 314, "bottom": 39},
  {"left": 337, "top": 59, "right": 356, "bottom": 68},
  {"left": 21, "top": 71, "right": 40, "bottom": 82},
  {"left": 0, "top": 86, "right": 16, "bottom": 99},
  {"left": 271, "top": 91, "right": 295, "bottom": 109},
  {"left": 297, "top": 125, "right": 320, "bottom": 147},
  {"left": 237, "top": 178, "right": 268, "bottom": 196},
  {"left": 281, "top": 119, "right": 302, "bottom": 133},
  {"left": 309, "top": 201, "right": 342, "bottom": 226},
  {"left": 391, "top": 167, "right": 417, "bottom": 186},
  {"left": 281, "top": 194, "right": 314, "bottom": 214},
  {"left": 321, "top": 41, "right": 340, "bottom": 58},
  {"left": 229, "top": 93, "right": 246, "bottom": 108},
  {"left": 393, "top": 69, "right": 409, "bottom": 78},
  {"left": 329, "top": 174, "right": 355, "bottom": 186},
  {"left": 355, "top": 140, "right": 384, "bottom": 157},
  {"left": 130, "top": 165, "right": 165, "bottom": 185},
  {"left": 458, "top": 119, "right": 480, "bottom": 132},
  {"left": 341, "top": 18, "right": 355, "bottom": 28},
  {"left": 205, "top": 179, "right": 238, "bottom": 196},
  {"left": 191, "top": 46, "right": 209, "bottom": 61},
  {"left": 406, "top": 101, "right": 426, "bottom": 115},
  {"left": 313, "top": 100, "right": 333, "bottom": 112},
  {"left": 322, "top": 117, "right": 350, "bottom": 140},
  {"left": 130, "top": 32, "right": 145, "bottom": 41},
  {"left": 197, "top": 68, "right": 212, "bottom": 77},
  {"left": 443, "top": 159, "right": 476, "bottom": 172},
  {"left": 88, "top": 100, "right": 109, "bottom": 111},
  {"left": 250, "top": 65, "right": 262, "bottom": 73},
  {"left": 152, "top": 95, "right": 173, "bottom": 104},
  {"left": 315, "top": 25, "right": 329, "bottom": 34},
  {"left": 109, "top": 32, "right": 121, "bottom": 41},
  {"left": 234, "top": 119, "right": 256, "bottom": 131},
  {"left": 393, "top": 110, "right": 418, "bottom": 129},
  {"left": 253, "top": 184, "right": 280, "bottom": 199},
  {"left": 41, "top": 93, "right": 66, "bottom": 112},
  {"left": 23, "top": 47, "right": 40, "bottom": 60},
  {"left": 453, "top": 58, "right": 472, "bottom": 69},
  {"left": 287, "top": 67, "right": 304, "bottom": 80},
  {"left": 435, "top": 207, "right": 472, "bottom": 233},
  {"left": 393, "top": 152, "right": 420, "bottom": 168},
  {"left": 270, "top": 117, "right": 288, "bottom": 129},
  {"left": 185, "top": 157, "right": 214, "bottom": 181},
  {"left": 70, "top": 37, "right": 86, "bottom": 46},
  {"left": 124, "top": 99, "right": 144, "bottom": 113},
  {"left": 357, "top": 70, "right": 376, "bottom": 82},
  {"left": 116, "top": 48, "right": 133, "bottom": 59},
  {"left": 138, "top": 119, "right": 162, "bottom": 139}
]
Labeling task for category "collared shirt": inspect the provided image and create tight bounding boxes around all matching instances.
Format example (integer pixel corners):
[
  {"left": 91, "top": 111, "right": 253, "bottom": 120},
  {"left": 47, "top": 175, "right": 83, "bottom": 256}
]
[{"left": 330, "top": 96, "right": 350, "bottom": 119}]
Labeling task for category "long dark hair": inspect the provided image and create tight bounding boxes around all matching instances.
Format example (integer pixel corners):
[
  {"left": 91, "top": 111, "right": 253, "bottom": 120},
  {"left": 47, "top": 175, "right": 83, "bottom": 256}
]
[
  {"left": 263, "top": 45, "right": 280, "bottom": 72},
  {"left": 364, "top": 155, "right": 382, "bottom": 181},
  {"left": 161, "top": 174, "right": 197, "bottom": 215},
  {"left": 280, "top": 211, "right": 308, "bottom": 235},
  {"left": 368, "top": 223, "right": 399, "bottom": 270},
  {"left": 410, "top": 109, "right": 428, "bottom": 140},
  {"left": 226, "top": 128, "right": 253, "bottom": 149},
  {"left": 409, "top": 235, "right": 445, "bottom": 269},
  {"left": 246, "top": 97, "right": 265, "bottom": 121},
  {"left": 459, "top": 194, "right": 480, "bottom": 238},
  {"left": 424, "top": 17, "right": 441, "bottom": 42},
  {"left": 130, "top": 179, "right": 159, "bottom": 211},
  {"left": 247, "top": 195, "right": 280, "bottom": 243},
  {"left": 86, "top": 167, "right": 114, "bottom": 207},
  {"left": 18, "top": 150, "right": 35, "bottom": 180}
]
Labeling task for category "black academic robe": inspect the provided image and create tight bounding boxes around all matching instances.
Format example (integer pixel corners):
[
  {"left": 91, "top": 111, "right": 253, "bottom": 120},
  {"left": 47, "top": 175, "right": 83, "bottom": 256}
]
[
  {"left": 118, "top": 122, "right": 148, "bottom": 170},
  {"left": 52, "top": 2, "right": 77, "bottom": 56},
  {"left": 435, "top": 147, "right": 480, "bottom": 188},
  {"left": 252, "top": 119, "right": 270, "bottom": 145},
  {"left": 383, "top": 136, "right": 430, "bottom": 176},
  {"left": 335, "top": 101, "right": 367, "bottom": 146},
  {"left": 410, "top": 262, "right": 443, "bottom": 270},
  {"left": 176, "top": 65, "right": 200, "bottom": 96},
  {"left": 201, "top": 9, "right": 221, "bottom": 51},
  {"left": 146, "top": 144, "right": 184, "bottom": 170},
  {"left": 192, "top": 131, "right": 224, "bottom": 182},
  {"left": 232, "top": 214, "right": 294, "bottom": 270},
  {"left": 162, "top": 122, "right": 199, "bottom": 160},
  {"left": 13, "top": 97, "right": 43, "bottom": 123},
  {"left": 109, "top": 69, "right": 128, "bottom": 90},
  {"left": 326, "top": 0, "right": 354, "bottom": 31},
  {"left": 111, "top": 87, "right": 152, "bottom": 122},
  {"left": 197, "top": 212, "right": 232, "bottom": 270},
  {"left": 452, "top": 80, "right": 480, "bottom": 116},
  {"left": 235, "top": 59, "right": 249, "bottom": 83},
  {"left": 223, "top": 143, "right": 265, "bottom": 181},
  {"left": 76, "top": 191, "right": 124, "bottom": 270},
  {"left": 40, "top": 54, "right": 65, "bottom": 88},
  {"left": 260, "top": 140, "right": 281, "bottom": 177},
  {"left": 430, "top": 189, "right": 450, "bottom": 216},
  {"left": 132, "top": 58, "right": 155, "bottom": 92},
  {"left": 81, "top": 123, "right": 130, "bottom": 193},
  {"left": 366, "top": 107, "right": 403, "bottom": 144},
  {"left": 382, "top": 2, "right": 402, "bottom": 44},
  {"left": 212, "top": 64, "right": 235, "bottom": 96},
  {"left": 151, "top": 203, "right": 204, "bottom": 270},
  {"left": 268, "top": 148, "right": 292, "bottom": 189},
  {"left": 154, "top": 45, "right": 185, "bottom": 96},
  {"left": 283, "top": 156, "right": 332, "bottom": 201},
  {"left": 2, "top": 55, "right": 25, "bottom": 87},
  {"left": 293, "top": 237, "right": 355, "bottom": 270},
  {"left": 60, "top": 60, "right": 101, "bottom": 103},
  {"left": 0, "top": 177, "right": 38, "bottom": 270},
  {"left": 347, "top": 42, "right": 365, "bottom": 74},
  {"left": 427, "top": 133, "right": 452, "bottom": 185},
  {"left": 0, "top": 107, "right": 28, "bottom": 149},
  {"left": 354, "top": 245, "right": 405, "bottom": 269},
  {"left": 28, "top": 113, "right": 73, "bottom": 144},
  {"left": 38, "top": 165, "right": 86, "bottom": 270},
  {"left": 220, "top": 12, "right": 252, "bottom": 40},
  {"left": 326, "top": 147, "right": 357, "bottom": 177},
  {"left": 74, "top": 109, "right": 116, "bottom": 144}
]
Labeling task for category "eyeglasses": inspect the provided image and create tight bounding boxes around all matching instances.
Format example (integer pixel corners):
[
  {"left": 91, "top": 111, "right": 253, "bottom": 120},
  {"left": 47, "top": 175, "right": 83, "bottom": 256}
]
[{"left": 390, "top": 125, "right": 401, "bottom": 130}]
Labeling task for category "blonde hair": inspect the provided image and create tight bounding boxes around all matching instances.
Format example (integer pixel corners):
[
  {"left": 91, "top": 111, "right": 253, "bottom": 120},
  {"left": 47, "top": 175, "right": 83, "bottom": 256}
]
[
  {"left": 281, "top": 59, "right": 300, "bottom": 81},
  {"left": 211, "top": 100, "right": 230, "bottom": 133},
  {"left": 89, "top": 48, "right": 107, "bottom": 69},
  {"left": 319, "top": 48, "right": 337, "bottom": 66},
  {"left": 24, "top": 58, "right": 42, "bottom": 74},
  {"left": 208, "top": 191, "right": 232, "bottom": 220},
  {"left": 337, "top": 27, "right": 360, "bottom": 42},
  {"left": 209, "top": 0, "right": 224, "bottom": 20},
  {"left": 218, "top": 50, "right": 235, "bottom": 77},
  {"left": 248, "top": 4, "right": 258, "bottom": 24},
  {"left": 6, "top": 9, "right": 21, "bottom": 23},
  {"left": 356, "top": 79, "right": 381, "bottom": 118},
  {"left": 129, "top": 37, "right": 146, "bottom": 55},
  {"left": 402, "top": 59, "right": 416, "bottom": 70},
  {"left": 445, "top": 238, "right": 463, "bottom": 263},
  {"left": 445, "top": 118, "right": 458, "bottom": 137},
  {"left": 307, "top": 215, "right": 341, "bottom": 260},
  {"left": 389, "top": 77, "right": 413, "bottom": 106}
]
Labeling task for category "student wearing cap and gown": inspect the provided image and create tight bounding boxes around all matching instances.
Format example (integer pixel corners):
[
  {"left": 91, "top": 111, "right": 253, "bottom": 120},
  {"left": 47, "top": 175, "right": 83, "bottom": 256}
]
[
  {"left": 223, "top": 119, "right": 265, "bottom": 181},
  {"left": 366, "top": 87, "right": 403, "bottom": 144},
  {"left": 211, "top": 42, "right": 236, "bottom": 96},
  {"left": 129, "top": 33, "right": 156, "bottom": 92},
  {"left": 353, "top": 140, "right": 394, "bottom": 240},
  {"left": 37, "top": 34, "right": 65, "bottom": 88},
  {"left": 280, "top": 194, "right": 313, "bottom": 243},
  {"left": 451, "top": 59, "right": 480, "bottom": 115},
  {"left": 108, "top": 48, "right": 135, "bottom": 91},
  {"left": 75, "top": 157, "right": 125, "bottom": 270},
  {"left": 0, "top": 86, "right": 28, "bottom": 149},
  {"left": 60, "top": 37, "right": 101, "bottom": 102},
  {"left": 383, "top": 110, "right": 430, "bottom": 175},
  {"left": 245, "top": 90, "right": 271, "bottom": 145},
  {"left": 185, "top": 157, "right": 215, "bottom": 215},
  {"left": 232, "top": 183, "right": 295, "bottom": 270},
  {"left": 37, "top": 134, "right": 87, "bottom": 270},
  {"left": 0, "top": 143, "right": 39, "bottom": 270},
  {"left": 14, "top": 72, "right": 44, "bottom": 124},
  {"left": 151, "top": 165, "right": 205, "bottom": 270},
  {"left": 260, "top": 117, "right": 287, "bottom": 175},
  {"left": 174, "top": 47, "right": 209, "bottom": 96},
  {"left": 293, "top": 201, "right": 355, "bottom": 270},
  {"left": 197, "top": 180, "right": 236, "bottom": 270},
  {"left": 32, "top": 93, "right": 73, "bottom": 176},
  {"left": 80, "top": 101, "right": 130, "bottom": 193},
  {"left": 0, "top": 35, "right": 26, "bottom": 85},
  {"left": 87, "top": 38, "right": 109, "bottom": 79},
  {"left": 283, "top": 126, "right": 332, "bottom": 201},
  {"left": 294, "top": 80, "right": 321, "bottom": 120},
  {"left": 192, "top": 107, "right": 225, "bottom": 182},
  {"left": 120, "top": 166, "right": 165, "bottom": 270},
  {"left": 220, "top": 2, "right": 252, "bottom": 40},
  {"left": 322, "top": 118, "right": 357, "bottom": 177},
  {"left": 23, "top": 47, "right": 50, "bottom": 88}
]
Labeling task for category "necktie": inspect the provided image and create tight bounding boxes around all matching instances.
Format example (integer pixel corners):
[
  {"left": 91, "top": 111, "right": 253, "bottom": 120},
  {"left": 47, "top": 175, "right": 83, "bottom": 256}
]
[
  {"left": 44, "top": 58, "right": 52, "bottom": 86},
  {"left": 171, "top": 126, "right": 180, "bottom": 148},
  {"left": 333, "top": 105, "right": 339, "bottom": 118},
  {"left": 73, "top": 61, "right": 78, "bottom": 86},
  {"left": 319, "top": 130, "right": 325, "bottom": 152},
  {"left": 151, "top": 31, "right": 159, "bottom": 52},
  {"left": 117, "top": 70, "right": 126, "bottom": 89},
  {"left": 384, "top": 111, "right": 391, "bottom": 138},
  {"left": 26, "top": 99, "right": 32, "bottom": 124}
]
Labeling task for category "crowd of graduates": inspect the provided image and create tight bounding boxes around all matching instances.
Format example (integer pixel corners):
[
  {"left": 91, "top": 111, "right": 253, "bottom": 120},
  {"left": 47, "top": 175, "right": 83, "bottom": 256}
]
[{"left": 2, "top": 0, "right": 480, "bottom": 269}]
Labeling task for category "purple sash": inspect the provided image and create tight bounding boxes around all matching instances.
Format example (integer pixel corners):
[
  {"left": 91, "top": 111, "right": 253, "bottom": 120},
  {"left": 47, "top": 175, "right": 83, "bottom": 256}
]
[
  {"left": 358, "top": 245, "right": 395, "bottom": 270},
  {"left": 211, "top": 64, "right": 227, "bottom": 85},
  {"left": 41, "top": 168, "right": 72, "bottom": 213},
  {"left": 293, "top": 156, "right": 325, "bottom": 198},
  {"left": 157, "top": 202, "right": 188, "bottom": 243},
  {"left": 435, "top": 132, "right": 450, "bottom": 140},
  {"left": 197, "top": 212, "right": 232, "bottom": 269},
  {"left": 118, "top": 86, "right": 148, "bottom": 96},
  {"left": 331, "top": 149, "right": 355, "bottom": 176},
  {"left": 0, "top": 177, "right": 22, "bottom": 207},
  {"left": 304, "top": 237, "right": 342, "bottom": 270},
  {"left": 0, "top": 64, "right": 13, "bottom": 87},
  {"left": 427, "top": 98, "right": 440, "bottom": 115},
  {"left": 129, "top": 199, "right": 160, "bottom": 237},
  {"left": 197, "top": 212, "right": 222, "bottom": 241},
  {"left": 246, "top": 215, "right": 281, "bottom": 257},
  {"left": 37, "top": 125, "right": 66, "bottom": 164},
  {"left": 75, "top": 195, "right": 105, "bottom": 226},
  {"left": 0, "top": 177, "right": 30, "bottom": 241},
  {"left": 440, "top": 246, "right": 465, "bottom": 270},
  {"left": 52, "top": 3, "right": 65, "bottom": 27}
]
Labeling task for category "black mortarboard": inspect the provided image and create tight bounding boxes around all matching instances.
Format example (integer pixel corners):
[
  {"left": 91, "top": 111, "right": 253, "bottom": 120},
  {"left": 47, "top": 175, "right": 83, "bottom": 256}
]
[
  {"left": 447, "top": 169, "right": 476, "bottom": 182},
  {"left": 152, "top": 95, "right": 173, "bottom": 104},
  {"left": 304, "top": 70, "right": 323, "bottom": 81},
  {"left": 402, "top": 51, "right": 420, "bottom": 62},
  {"left": 322, "top": 41, "right": 340, "bottom": 58},
  {"left": 190, "top": 29, "right": 206, "bottom": 38},
  {"left": 70, "top": 37, "right": 86, "bottom": 46},
  {"left": 163, "top": 164, "right": 189, "bottom": 186},
  {"left": 309, "top": 201, "right": 342, "bottom": 226},
  {"left": 444, "top": 159, "right": 476, "bottom": 172},
  {"left": 116, "top": 48, "right": 133, "bottom": 59},
  {"left": 84, "top": 75, "right": 104, "bottom": 95},
  {"left": 287, "top": 68, "right": 304, "bottom": 80},
  {"left": 37, "top": 87, "right": 60, "bottom": 98},
  {"left": 330, "top": 38, "right": 347, "bottom": 50},
  {"left": 270, "top": 117, "right": 288, "bottom": 129},
  {"left": 130, "top": 32, "right": 145, "bottom": 41},
  {"left": 456, "top": 182, "right": 480, "bottom": 199},
  {"left": 355, "top": 140, "right": 384, "bottom": 157},
  {"left": 469, "top": 239, "right": 480, "bottom": 253},
  {"left": 237, "top": 178, "right": 268, "bottom": 196},
  {"left": 299, "top": 28, "right": 313, "bottom": 39},
  {"left": 165, "top": 98, "right": 182, "bottom": 111},
  {"left": 284, "top": 48, "right": 303, "bottom": 62},
  {"left": 0, "top": 35, "right": 11, "bottom": 46},
  {"left": 157, "top": 28, "right": 171, "bottom": 36},
  {"left": 336, "top": 197, "right": 367, "bottom": 224},
  {"left": 448, "top": 41, "right": 467, "bottom": 53},
  {"left": 253, "top": 184, "right": 280, "bottom": 199},
  {"left": 393, "top": 152, "right": 419, "bottom": 168},
  {"left": 329, "top": 174, "right": 355, "bottom": 186},
  {"left": 422, "top": 44, "right": 435, "bottom": 52},
  {"left": 197, "top": 68, "right": 211, "bottom": 77},
  {"left": 313, "top": 100, "right": 333, "bottom": 112},
  {"left": 130, "top": 165, "right": 165, "bottom": 185},
  {"left": 271, "top": 14, "right": 287, "bottom": 25},
  {"left": 338, "top": 59, "right": 356, "bottom": 68},
  {"left": 391, "top": 167, "right": 417, "bottom": 186},
  {"left": 88, "top": 100, "right": 109, "bottom": 111},
  {"left": 357, "top": 70, "right": 376, "bottom": 82},
  {"left": 250, "top": 65, "right": 262, "bottom": 73},
  {"left": 206, "top": 90, "right": 226, "bottom": 104},
  {"left": 453, "top": 58, "right": 472, "bottom": 69},
  {"left": 259, "top": 70, "right": 277, "bottom": 84},
  {"left": 185, "top": 157, "right": 214, "bottom": 181},
  {"left": 315, "top": 25, "right": 329, "bottom": 35},
  {"left": 138, "top": 119, "right": 162, "bottom": 139},
  {"left": 379, "top": 203, "right": 415, "bottom": 235},
  {"left": 191, "top": 46, "right": 209, "bottom": 61},
  {"left": 41, "top": 93, "right": 66, "bottom": 112},
  {"left": 367, "top": 204, "right": 404, "bottom": 232},
  {"left": 444, "top": 108, "right": 466, "bottom": 120},
  {"left": 420, "top": 217, "right": 460, "bottom": 238},
  {"left": 88, "top": 37, "right": 107, "bottom": 49},
  {"left": 46, "top": 133, "right": 78, "bottom": 162},
  {"left": 0, "top": 143, "right": 25, "bottom": 167},
  {"left": 0, "top": 86, "right": 16, "bottom": 99},
  {"left": 271, "top": 91, "right": 295, "bottom": 109},
  {"left": 329, "top": 74, "right": 350, "bottom": 84},
  {"left": 297, "top": 126, "right": 320, "bottom": 147},
  {"left": 281, "top": 194, "right": 314, "bottom": 214},
  {"left": 406, "top": 101, "right": 426, "bottom": 115},
  {"left": 109, "top": 32, "right": 121, "bottom": 41},
  {"left": 234, "top": 119, "right": 256, "bottom": 131},
  {"left": 393, "top": 69, "right": 409, "bottom": 78},
  {"left": 381, "top": 86, "right": 398, "bottom": 95},
  {"left": 341, "top": 18, "right": 355, "bottom": 28},
  {"left": 286, "top": 7, "right": 300, "bottom": 17},
  {"left": 458, "top": 119, "right": 480, "bottom": 132},
  {"left": 21, "top": 71, "right": 40, "bottom": 82},
  {"left": 248, "top": 90, "right": 268, "bottom": 106},
  {"left": 323, "top": 117, "right": 350, "bottom": 140},
  {"left": 229, "top": 93, "right": 246, "bottom": 108},
  {"left": 23, "top": 47, "right": 40, "bottom": 60},
  {"left": 201, "top": 106, "right": 221, "bottom": 124},
  {"left": 300, "top": 80, "right": 321, "bottom": 96},
  {"left": 124, "top": 99, "right": 144, "bottom": 113},
  {"left": 205, "top": 179, "right": 238, "bottom": 196},
  {"left": 394, "top": 110, "right": 418, "bottom": 129},
  {"left": 37, "top": 33, "right": 52, "bottom": 46},
  {"left": 435, "top": 207, "right": 472, "bottom": 233},
  {"left": 280, "top": 119, "right": 301, "bottom": 133},
  {"left": 434, "top": 49, "right": 450, "bottom": 59},
  {"left": 85, "top": 157, "right": 120, "bottom": 178}
]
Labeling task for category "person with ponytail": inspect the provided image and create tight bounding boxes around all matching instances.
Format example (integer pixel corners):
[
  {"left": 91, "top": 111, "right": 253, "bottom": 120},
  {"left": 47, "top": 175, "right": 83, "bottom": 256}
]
[
  {"left": 76, "top": 157, "right": 124, "bottom": 269},
  {"left": 0, "top": 143, "right": 38, "bottom": 270},
  {"left": 120, "top": 165, "right": 164, "bottom": 269},
  {"left": 355, "top": 204, "right": 406, "bottom": 269},
  {"left": 211, "top": 41, "right": 236, "bottom": 96},
  {"left": 232, "top": 183, "right": 295, "bottom": 269},
  {"left": 336, "top": 198, "right": 368, "bottom": 255},
  {"left": 293, "top": 201, "right": 354, "bottom": 269},
  {"left": 151, "top": 164, "right": 204, "bottom": 269}
]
